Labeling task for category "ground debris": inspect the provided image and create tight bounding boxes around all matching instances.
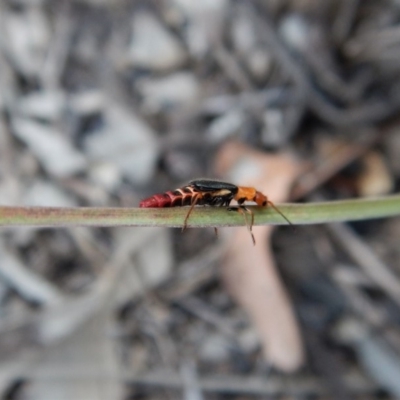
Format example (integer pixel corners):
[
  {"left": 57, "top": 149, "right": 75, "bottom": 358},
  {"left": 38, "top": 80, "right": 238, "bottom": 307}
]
[{"left": 1, "top": 1, "right": 400, "bottom": 399}]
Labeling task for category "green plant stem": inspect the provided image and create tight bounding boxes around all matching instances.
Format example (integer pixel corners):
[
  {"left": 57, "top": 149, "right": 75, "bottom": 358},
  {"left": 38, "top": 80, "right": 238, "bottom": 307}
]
[{"left": 0, "top": 194, "right": 399, "bottom": 229}]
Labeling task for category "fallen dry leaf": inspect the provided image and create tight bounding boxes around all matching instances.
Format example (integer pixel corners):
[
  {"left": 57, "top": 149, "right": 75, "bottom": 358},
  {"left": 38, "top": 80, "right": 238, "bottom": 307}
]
[
  {"left": 357, "top": 151, "right": 393, "bottom": 197},
  {"left": 215, "top": 141, "right": 304, "bottom": 372}
]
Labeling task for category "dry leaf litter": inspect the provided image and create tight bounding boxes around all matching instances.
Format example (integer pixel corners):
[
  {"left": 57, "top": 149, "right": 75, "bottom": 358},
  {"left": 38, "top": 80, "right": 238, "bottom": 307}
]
[{"left": 0, "top": 1, "right": 400, "bottom": 399}]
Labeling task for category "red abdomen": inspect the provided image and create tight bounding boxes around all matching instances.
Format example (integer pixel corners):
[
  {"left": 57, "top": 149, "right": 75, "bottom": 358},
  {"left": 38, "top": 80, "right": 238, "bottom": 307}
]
[
  {"left": 140, "top": 189, "right": 192, "bottom": 208},
  {"left": 140, "top": 192, "right": 173, "bottom": 207}
]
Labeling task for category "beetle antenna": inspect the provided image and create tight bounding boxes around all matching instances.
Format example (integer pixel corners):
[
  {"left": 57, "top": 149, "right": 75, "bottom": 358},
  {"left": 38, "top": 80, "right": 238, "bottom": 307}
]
[{"left": 267, "top": 201, "right": 292, "bottom": 226}]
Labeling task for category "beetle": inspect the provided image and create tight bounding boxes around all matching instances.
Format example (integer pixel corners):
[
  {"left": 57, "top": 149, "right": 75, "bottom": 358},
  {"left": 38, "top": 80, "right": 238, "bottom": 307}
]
[{"left": 139, "top": 179, "right": 291, "bottom": 244}]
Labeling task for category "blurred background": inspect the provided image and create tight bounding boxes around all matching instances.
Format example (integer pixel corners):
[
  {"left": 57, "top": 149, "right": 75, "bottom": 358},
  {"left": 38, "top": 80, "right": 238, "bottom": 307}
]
[{"left": 1, "top": 0, "right": 400, "bottom": 399}]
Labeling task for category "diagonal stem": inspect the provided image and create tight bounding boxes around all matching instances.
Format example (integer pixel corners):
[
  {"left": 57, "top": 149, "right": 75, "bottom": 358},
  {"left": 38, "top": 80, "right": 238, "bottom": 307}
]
[{"left": 0, "top": 194, "right": 399, "bottom": 228}]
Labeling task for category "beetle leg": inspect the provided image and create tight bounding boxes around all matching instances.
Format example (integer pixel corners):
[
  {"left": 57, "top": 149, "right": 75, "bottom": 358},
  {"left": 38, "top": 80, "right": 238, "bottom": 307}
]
[
  {"left": 182, "top": 193, "right": 201, "bottom": 231},
  {"left": 227, "top": 206, "right": 256, "bottom": 245}
]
